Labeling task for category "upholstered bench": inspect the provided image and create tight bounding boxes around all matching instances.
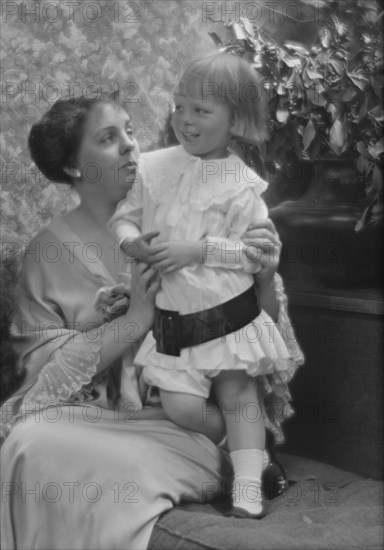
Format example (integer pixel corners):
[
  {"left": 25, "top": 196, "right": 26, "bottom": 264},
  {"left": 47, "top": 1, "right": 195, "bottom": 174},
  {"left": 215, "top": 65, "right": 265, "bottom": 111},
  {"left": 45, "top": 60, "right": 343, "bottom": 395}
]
[{"left": 149, "top": 453, "right": 383, "bottom": 549}]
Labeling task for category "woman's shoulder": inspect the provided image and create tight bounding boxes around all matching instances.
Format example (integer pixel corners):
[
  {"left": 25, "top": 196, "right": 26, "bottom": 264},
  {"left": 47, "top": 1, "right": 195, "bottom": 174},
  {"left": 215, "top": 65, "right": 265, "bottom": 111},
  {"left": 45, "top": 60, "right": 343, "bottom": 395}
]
[
  {"left": 20, "top": 218, "right": 69, "bottom": 273},
  {"left": 23, "top": 222, "right": 58, "bottom": 252}
]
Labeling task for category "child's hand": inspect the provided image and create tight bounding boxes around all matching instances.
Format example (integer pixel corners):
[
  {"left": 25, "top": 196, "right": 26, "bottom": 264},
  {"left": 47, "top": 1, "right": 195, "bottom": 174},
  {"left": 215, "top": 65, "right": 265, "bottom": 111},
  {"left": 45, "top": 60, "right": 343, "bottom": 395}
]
[
  {"left": 148, "top": 241, "right": 202, "bottom": 274},
  {"left": 121, "top": 231, "right": 160, "bottom": 262}
]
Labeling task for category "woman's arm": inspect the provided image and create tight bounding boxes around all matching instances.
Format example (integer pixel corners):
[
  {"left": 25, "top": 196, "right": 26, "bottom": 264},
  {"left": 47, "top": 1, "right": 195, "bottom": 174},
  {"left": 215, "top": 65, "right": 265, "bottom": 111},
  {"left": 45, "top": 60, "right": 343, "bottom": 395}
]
[
  {"left": 242, "top": 219, "right": 282, "bottom": 321},
  {"left": 254, "top": 275, "right": 280, "bottom": 322},
  {"left": 12, "top": 254, "right": 159, "bottom": 406},
  {"left": 97, "top": 262, "right": 158, "bottom": 370}
]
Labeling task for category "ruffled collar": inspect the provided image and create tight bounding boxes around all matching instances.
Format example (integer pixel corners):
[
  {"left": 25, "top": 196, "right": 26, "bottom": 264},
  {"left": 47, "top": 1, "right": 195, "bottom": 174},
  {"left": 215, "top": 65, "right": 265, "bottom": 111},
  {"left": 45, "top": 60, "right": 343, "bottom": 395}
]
[{"left": 139, "top": 146, "right": 268, "bottom": 211}]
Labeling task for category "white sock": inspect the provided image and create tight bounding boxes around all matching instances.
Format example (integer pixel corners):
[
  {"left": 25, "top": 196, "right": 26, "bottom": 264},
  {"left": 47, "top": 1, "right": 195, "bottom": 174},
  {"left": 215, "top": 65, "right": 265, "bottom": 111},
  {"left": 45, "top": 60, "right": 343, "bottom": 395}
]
[
  {"left": 218, "top": 441, "right": 268, "bottom": 467},
  {"left": 230, "top": 449, "right": 264, "bottom": 515}
]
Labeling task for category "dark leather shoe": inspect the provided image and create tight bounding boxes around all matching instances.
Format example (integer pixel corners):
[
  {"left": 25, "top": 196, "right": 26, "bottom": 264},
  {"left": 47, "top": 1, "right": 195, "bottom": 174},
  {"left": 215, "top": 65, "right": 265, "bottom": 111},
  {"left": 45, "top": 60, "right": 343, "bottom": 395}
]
[{"left": 262, "top": 430, "right": 287, "bottom": 500}]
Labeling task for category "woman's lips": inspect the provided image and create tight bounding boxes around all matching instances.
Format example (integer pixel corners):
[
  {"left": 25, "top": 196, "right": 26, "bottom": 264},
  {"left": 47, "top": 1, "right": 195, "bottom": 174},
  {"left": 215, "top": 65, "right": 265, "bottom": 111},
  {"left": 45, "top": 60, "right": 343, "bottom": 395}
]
[
  {"left": 119, "top": 162, "right": 138, "bottom": 181},
  {"left": 120, "top": 161, "right": 137, "bottom": 170}
]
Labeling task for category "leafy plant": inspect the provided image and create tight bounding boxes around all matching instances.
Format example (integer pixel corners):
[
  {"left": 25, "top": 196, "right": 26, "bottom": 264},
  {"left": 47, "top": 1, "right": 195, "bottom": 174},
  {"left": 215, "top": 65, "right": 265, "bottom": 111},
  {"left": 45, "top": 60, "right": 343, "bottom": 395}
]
[{"left": 209, "top": 0, "right": 383, "bottom": 229}]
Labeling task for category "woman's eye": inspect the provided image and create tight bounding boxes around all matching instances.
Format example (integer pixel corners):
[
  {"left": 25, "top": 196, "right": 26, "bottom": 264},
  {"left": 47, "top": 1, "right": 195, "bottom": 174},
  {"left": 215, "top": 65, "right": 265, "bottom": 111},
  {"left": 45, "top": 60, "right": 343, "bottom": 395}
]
[
  {"left": 174, "top": 105, "right": 182, "bottom": 112},
  {"left": 101, "top": 133, "right": 114, "bottom": 143},
  {"left": 126, "top": 128, "right": 134, "bottom": 136}
]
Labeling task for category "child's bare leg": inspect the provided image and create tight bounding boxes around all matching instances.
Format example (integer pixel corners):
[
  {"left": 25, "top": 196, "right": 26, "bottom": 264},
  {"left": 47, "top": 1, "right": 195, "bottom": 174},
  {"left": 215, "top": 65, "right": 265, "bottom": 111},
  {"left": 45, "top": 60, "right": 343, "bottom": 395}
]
[
  {"left": 214, "top": 371, "right": 265, "bottom": 517},
  {"left": 159, "top": 389, "right": 225, "bottom": 445},
  {"left": 214, "top": 370, "right": 265, "bottom": 450}
]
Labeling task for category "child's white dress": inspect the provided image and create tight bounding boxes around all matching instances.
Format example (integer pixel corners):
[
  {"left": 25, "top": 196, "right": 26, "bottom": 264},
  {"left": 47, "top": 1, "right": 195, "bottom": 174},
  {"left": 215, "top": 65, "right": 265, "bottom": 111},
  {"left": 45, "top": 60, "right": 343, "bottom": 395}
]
[{"left": 110, "top": 145, "right": 304, "bottom": 441}]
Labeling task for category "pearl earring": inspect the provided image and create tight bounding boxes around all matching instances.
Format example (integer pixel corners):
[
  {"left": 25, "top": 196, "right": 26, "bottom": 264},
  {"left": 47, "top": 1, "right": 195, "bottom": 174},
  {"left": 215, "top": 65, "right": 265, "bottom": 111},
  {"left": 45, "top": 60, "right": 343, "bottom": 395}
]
[{"left": 73, "top": 169, "right": 81, "bottom": 178}]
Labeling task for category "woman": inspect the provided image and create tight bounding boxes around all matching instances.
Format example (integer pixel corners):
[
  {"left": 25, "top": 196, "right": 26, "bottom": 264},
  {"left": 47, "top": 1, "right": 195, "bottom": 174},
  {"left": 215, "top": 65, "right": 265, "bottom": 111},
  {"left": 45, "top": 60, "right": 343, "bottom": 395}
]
[{"left": 0, "top": 93, "right": 293, "bottom": 550}]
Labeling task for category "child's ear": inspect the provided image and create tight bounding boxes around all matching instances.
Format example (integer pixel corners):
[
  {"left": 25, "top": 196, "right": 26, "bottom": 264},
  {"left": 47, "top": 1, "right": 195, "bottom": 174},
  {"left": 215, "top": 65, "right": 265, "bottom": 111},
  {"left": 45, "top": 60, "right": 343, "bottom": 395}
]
[
  {"left": 230, "top": 116, "right": 244, "bottom": 138},
  {"left": 63, "top": 166, "right": 81, "bottom": 179}
]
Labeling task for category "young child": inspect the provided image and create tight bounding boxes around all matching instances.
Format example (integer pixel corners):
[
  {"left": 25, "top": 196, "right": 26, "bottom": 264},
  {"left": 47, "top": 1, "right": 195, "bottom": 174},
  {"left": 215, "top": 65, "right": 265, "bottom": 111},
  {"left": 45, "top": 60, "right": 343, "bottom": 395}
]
[{"left": 109, "top": 52, "right": 304, "bottom": 518}]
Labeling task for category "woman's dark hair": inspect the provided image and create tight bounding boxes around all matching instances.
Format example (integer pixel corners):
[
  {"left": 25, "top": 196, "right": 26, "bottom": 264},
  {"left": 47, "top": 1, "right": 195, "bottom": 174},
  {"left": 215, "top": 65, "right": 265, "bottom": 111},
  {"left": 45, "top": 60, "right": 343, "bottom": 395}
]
[{"left": 28, "top": 91, "right": 120, "bottom": 185}]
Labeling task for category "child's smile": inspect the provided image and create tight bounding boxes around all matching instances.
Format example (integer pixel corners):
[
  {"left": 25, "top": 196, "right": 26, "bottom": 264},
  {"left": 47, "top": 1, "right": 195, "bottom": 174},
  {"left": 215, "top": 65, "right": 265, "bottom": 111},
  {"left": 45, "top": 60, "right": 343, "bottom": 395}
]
[
  {"left": 171, "top": 92, "right": 234, "bottom": 160},
  {"left": 181, "top": 129, "right": 200, "bottom": 142}
]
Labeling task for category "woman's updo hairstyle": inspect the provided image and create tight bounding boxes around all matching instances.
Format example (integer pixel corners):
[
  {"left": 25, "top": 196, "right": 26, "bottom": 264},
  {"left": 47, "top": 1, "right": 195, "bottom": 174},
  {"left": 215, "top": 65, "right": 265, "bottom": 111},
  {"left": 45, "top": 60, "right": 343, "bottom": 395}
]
[{"left": 28, "top": 91, "right": 118, "bottom": 185}]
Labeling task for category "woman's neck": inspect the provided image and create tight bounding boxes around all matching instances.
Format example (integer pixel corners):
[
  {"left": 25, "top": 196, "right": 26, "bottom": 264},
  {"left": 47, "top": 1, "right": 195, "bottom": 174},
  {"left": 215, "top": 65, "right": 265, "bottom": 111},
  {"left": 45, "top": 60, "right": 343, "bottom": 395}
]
[
  {"left": 77, "top": 200, "right": 115, "bottom": 227},
  {"left": 63, "top": 195, "right": 117, "bottom": 239},
  {"left": 63, "top": 200, "right": 128, "bottom": 279}
]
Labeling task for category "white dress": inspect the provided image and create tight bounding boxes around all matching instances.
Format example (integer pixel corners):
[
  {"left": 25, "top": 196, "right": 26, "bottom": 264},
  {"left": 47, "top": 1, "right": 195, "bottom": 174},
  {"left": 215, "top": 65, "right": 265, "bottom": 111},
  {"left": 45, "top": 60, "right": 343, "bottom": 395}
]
[{"left": 110, "top": 146, "right": 303, "bottom": 434}]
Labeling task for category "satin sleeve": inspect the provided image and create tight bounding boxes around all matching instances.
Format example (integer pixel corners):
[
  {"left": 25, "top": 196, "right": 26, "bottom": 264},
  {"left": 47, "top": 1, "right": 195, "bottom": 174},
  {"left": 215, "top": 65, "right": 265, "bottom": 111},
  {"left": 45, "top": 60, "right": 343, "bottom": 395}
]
[{"left": 12, "top": 254, "right": 106, "bottom": 405}]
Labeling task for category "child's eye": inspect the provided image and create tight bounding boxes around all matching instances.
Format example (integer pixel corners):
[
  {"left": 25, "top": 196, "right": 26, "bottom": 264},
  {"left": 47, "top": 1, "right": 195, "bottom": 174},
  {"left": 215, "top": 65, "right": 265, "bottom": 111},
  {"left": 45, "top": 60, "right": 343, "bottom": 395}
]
[{"left": 196, "top": 107, "right": 209, "bottom": 114}]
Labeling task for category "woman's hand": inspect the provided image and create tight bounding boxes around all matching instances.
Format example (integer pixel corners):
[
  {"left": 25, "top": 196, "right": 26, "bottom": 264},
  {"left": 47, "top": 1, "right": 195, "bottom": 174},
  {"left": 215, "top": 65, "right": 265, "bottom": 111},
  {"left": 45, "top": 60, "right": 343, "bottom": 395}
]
[
  {"left": 147, "top": 241, "right": 201, "bottom": 274},
  {"left": 242, "top": 219, "right": 282, "bottom": 284},
  {"left": 128, "top": 262, "right": 160, "bottom": 332},
  {"left": 242, "top": 219, "right": 282, "bottom": 320},
  {"left": 121, "top": 231, "right": 160, "bottom": 262},
  {"left": 94, "top": 263, "right": 159, "bottom": 374}
]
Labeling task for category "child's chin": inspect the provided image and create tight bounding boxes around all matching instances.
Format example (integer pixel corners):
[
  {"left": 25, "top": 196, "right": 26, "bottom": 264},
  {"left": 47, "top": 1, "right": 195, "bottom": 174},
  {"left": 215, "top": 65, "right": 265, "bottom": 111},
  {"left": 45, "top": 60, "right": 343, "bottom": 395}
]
[{"left": 182, "top": 142, "right": 201, "bottom": 155}]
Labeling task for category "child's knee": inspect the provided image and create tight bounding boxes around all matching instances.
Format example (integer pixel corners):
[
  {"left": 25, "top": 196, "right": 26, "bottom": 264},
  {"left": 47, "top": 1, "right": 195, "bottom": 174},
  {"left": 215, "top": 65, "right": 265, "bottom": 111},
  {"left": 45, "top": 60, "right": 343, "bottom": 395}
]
[{"left": 214, "top": 371, "right": 253, "bottom": 401}]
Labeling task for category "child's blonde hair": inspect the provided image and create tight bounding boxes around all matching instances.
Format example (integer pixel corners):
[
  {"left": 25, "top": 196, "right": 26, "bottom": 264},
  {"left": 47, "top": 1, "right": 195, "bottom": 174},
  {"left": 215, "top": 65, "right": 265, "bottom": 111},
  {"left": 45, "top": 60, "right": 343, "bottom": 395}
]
[{"left": 175, "top": 52, "right": 267, "bottom": 144}]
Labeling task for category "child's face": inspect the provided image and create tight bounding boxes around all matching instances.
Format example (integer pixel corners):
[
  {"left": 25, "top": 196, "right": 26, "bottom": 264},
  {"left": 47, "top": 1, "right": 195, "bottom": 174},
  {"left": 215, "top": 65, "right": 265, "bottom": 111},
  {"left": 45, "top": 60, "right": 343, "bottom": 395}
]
[{"left": 171, "top": 89, "right": 233, "bottom": 160}]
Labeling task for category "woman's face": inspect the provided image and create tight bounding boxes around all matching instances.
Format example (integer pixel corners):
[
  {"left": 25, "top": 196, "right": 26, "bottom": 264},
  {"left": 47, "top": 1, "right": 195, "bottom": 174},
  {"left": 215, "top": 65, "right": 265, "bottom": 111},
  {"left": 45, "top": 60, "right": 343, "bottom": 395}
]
[{"left": 75, "top": 102, "right": 140, "bottom": 201}]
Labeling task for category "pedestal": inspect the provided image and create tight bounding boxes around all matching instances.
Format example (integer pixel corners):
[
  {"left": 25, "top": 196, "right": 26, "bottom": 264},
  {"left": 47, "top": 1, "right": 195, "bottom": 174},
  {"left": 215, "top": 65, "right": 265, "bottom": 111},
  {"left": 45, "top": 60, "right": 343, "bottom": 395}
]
[{"left": 280, "top": 283, "right": 383, "bottom": 480}]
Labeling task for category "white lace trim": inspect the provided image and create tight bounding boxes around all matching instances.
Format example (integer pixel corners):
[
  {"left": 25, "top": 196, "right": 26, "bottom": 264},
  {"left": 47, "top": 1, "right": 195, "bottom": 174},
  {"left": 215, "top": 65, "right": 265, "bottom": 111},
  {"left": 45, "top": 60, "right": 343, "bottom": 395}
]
[
  {"left": 0, "top": 337, "right": 101, "bottom": 443},
  {"left": 259, "top": 273, "right": 305, "bottom": 443},
  {"left": 140, "top": 146, "right": 268, "bottom": 211},
  {"left": 274, "top": 273, "right": 305, "bottom": 367},
  {"left": 22, "top": 339, "right": 100, "bottom": 405}
]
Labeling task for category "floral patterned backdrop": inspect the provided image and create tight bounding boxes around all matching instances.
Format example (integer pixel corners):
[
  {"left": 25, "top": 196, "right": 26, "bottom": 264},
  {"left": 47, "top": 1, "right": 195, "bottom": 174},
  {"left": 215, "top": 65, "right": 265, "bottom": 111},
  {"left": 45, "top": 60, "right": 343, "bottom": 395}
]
[
  {"left": 1, "top": 0, "right": 313, "bottom": 246},
  {"left": 1, "top": 0, "right": 234, "bottom": 245}
]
